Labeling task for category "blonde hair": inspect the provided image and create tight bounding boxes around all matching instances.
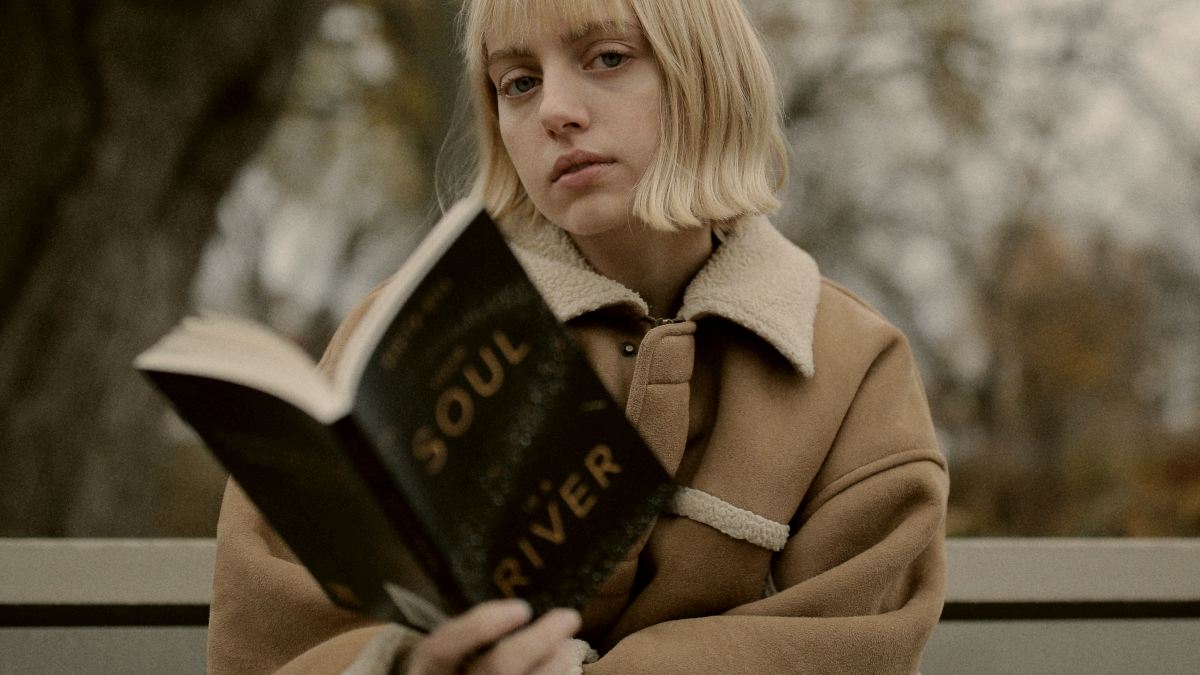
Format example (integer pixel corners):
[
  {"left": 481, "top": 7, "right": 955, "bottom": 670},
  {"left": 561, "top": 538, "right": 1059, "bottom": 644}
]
[{"left": 461, "top": 0, "right": 787, "bottom": 231}]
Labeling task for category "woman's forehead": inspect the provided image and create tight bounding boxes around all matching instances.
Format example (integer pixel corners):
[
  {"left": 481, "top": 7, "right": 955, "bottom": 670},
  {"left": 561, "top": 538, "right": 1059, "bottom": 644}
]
[{"left": 477, "top": 0, "right": 634, "bottom": 53}]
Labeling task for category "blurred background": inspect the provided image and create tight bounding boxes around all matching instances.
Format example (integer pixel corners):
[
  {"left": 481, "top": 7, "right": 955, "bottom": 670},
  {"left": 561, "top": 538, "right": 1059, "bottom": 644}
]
[{"left": 1, "top": 0, "right": 1197, "bottom": 538}]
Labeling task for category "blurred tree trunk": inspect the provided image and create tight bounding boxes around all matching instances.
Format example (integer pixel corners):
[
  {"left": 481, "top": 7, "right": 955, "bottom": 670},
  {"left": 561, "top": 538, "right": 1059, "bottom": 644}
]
[{"left": 0, "top": 0, "right": 326, "bottom": 535}]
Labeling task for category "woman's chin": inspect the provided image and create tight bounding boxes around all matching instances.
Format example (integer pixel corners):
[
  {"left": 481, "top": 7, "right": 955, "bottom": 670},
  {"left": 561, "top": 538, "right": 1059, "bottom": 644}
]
[{"left": 546, "top": 203, "right": 634, "bottom": 239}]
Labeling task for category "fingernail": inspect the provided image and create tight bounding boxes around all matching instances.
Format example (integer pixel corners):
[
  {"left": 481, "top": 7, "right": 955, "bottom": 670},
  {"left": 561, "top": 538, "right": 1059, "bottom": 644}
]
[
  {"left": 502, "top": 599, "right": 533, "bottom": 621},
  {"left": 549, "top": 608, "right": 581, "bottom": 631}
]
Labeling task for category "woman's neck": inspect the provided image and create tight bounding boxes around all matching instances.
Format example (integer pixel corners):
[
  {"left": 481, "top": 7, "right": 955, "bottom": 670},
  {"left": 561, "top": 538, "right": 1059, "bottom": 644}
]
[{"left": 568, "top": 222, "right": 714, "bottom": 320}]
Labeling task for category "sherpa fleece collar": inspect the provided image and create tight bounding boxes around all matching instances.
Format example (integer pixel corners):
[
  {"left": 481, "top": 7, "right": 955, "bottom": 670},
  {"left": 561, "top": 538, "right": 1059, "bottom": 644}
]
[{"left": 503, "top": 215, "right": 821, "bottom": 377}]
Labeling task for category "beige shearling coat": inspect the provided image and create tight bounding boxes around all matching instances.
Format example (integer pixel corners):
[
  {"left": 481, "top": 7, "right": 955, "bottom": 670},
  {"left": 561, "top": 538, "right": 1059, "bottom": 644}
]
[{"left": 207, "top": 215, "right": 949, "bottom": 674}]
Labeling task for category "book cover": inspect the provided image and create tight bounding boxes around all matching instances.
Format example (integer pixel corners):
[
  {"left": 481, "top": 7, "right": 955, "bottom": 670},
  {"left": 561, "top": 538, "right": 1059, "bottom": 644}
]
[{"left": 137, "top": 204, "right": 675, "bottom": 630}]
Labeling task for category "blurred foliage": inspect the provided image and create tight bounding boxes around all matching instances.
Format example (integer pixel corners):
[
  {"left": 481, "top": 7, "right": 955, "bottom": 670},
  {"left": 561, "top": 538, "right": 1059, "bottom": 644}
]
[
  {"left": 193, "top": 0, "right": 462, "bottom": 358},
  {"left": 754, "top": 0, "right": 1200, "bottom": 536},
  {"left": 11, "top": 0, "right": 1190, "bottom": 536},
  {"left": 947, "top": 224, "right": 1200, "bottom": 535}
]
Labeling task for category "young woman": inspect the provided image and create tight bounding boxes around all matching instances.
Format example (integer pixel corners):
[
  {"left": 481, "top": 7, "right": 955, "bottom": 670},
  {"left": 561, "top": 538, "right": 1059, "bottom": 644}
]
[{"left": 207, "top": 1, "right": 948, "bottom": 673}]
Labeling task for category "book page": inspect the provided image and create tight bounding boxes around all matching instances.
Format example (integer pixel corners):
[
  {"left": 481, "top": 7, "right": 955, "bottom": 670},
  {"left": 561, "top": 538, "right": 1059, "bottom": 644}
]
[{"left": 135, "top": 314, "right": 347, "bottom": 422}]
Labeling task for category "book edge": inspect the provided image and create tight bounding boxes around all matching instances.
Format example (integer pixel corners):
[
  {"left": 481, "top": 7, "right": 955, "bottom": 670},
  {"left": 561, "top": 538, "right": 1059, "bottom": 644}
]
[{"left": 331, "top": 198, "right": 485, "bottom": 401}]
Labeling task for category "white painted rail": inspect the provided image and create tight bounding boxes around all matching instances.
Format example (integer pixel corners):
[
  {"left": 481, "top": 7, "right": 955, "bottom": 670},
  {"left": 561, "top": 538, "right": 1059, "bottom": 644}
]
[
  {"left": 1, "top": 538, "right": 1198, "bottom": 673},
  {"left": 0, "top": 538, "right": 215, "bottom": 607}
]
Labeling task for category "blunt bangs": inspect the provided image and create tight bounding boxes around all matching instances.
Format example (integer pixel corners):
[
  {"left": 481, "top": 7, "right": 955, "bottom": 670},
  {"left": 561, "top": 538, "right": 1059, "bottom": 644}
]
[
  {"left": 469, "top": 0, "right": 631, "bottom": 56},
  {"left": 461, "top": 0, "right": 787, "bottom": 232}
]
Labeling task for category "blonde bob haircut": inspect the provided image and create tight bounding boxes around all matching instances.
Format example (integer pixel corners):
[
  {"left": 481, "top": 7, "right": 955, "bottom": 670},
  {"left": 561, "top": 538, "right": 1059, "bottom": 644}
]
[{"left": 461, "top": 0, "right": 788, "bottom": 231}]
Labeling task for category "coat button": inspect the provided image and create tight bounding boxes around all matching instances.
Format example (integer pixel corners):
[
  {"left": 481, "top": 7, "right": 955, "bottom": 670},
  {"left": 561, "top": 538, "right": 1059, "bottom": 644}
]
[{"left": 620, "top": 342, "right": 637, "bottom": 357}]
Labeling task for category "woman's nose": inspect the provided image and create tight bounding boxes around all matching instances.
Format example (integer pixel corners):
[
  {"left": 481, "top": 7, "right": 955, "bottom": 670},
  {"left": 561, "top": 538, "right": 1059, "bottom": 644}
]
[{"left": 538, "top": 72, "right": 590, "bottom": 136}]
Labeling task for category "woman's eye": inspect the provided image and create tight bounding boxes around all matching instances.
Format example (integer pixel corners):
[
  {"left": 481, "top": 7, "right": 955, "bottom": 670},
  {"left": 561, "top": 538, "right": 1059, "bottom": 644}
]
[
  {"left": 594, "top": 52, "right": 626, "bottom": 68},
  {"left": 502, "top": 76, "right": 538, "bottom": 97}
]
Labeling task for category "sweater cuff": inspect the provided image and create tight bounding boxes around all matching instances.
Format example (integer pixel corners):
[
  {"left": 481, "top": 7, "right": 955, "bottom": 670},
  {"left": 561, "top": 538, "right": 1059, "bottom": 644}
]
[{"left": 567, "top": 638, "right": 599, "bottom": 674}]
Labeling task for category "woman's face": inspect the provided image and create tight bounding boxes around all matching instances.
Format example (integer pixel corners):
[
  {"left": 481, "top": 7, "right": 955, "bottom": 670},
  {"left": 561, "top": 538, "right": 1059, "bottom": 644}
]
[{"left": 485, "top": 16, "right": 663, "bottom": 237}]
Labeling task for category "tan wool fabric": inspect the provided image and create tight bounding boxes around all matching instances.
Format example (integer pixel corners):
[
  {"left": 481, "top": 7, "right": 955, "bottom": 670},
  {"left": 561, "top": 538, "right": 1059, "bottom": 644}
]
[{"left": 207, "top": 216, "right": 948, "bottom": 674}]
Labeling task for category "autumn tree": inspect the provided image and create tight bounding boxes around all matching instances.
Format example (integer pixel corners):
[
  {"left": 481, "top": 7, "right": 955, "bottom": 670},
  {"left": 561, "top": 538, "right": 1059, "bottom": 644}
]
[{"left": 0, "top": 0, "right": 326, "bottom": 535}]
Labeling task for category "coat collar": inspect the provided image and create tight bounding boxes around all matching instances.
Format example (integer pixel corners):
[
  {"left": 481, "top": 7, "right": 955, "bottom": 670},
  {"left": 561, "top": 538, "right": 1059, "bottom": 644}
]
[{"left": 502, "top": 215, "right": 820, "bottom": 377}]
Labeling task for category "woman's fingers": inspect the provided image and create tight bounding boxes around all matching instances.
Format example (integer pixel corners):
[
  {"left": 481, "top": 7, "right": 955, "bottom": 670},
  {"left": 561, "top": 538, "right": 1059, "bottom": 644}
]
[
  {"left": 466, "top": 608, "right": 581, "bottom": 675},
  {"left": 409, "top": 599, "right": 532, "bottom": 674}
]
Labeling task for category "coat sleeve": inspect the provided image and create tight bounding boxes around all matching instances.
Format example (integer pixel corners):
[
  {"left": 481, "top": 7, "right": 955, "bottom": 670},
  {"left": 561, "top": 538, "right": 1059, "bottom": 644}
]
[
  {"left": 584, "top": 314, "right": 949, "bottom": 674},
  {"left": 206, "top": 283, "right": 426, "bottom": 674},
  {"left": 206, "top": 481, "right": 395, "bottom": 673}
]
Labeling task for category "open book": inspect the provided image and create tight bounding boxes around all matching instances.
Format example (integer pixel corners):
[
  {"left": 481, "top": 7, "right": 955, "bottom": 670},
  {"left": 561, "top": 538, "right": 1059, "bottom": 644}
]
[{"left": 136, "top": 200, "right": 675, "bottom": 631}]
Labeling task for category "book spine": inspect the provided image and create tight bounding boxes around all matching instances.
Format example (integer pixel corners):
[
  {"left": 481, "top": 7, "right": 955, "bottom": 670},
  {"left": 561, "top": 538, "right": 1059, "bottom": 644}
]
[{"left": 332, "top": 416, "right": 472, "bottom": 615}]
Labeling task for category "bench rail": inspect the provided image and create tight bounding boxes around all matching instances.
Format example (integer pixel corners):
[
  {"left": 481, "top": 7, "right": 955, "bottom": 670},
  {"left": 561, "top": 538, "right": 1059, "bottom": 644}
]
[{"left": 2, "top": 538, "right": 1198, "bottom": 673}]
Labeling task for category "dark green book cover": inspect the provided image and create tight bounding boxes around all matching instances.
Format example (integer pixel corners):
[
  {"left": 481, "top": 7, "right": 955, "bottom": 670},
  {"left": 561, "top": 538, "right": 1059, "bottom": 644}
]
[{"left": 137, "top": 203, "right": 675, "bottom": 630}]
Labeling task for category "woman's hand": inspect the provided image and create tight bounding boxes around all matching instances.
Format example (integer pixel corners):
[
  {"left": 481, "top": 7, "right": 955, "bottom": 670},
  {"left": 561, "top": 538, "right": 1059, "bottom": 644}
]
[{"left": 408, "top": 599, "right": 582, "bottom": 675}]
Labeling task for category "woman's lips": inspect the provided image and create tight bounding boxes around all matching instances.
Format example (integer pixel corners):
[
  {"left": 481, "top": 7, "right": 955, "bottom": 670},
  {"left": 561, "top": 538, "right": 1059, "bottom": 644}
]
[
  {"left": 551, "top": 150, "right": 614, "bottom": 183},
  {"left": 553, "top": 161, "right": 615, "bottom": 188}
]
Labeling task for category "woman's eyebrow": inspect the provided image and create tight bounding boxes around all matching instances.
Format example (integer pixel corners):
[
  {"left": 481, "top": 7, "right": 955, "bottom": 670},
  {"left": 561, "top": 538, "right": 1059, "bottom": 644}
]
[
  {"left": 486, "top": 45, "right": 532, "bottom": 70},
  {"left": 562, "top": 21, "right": 639, "bottom": 46}
]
